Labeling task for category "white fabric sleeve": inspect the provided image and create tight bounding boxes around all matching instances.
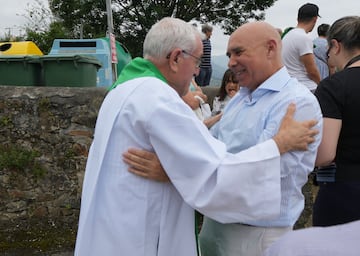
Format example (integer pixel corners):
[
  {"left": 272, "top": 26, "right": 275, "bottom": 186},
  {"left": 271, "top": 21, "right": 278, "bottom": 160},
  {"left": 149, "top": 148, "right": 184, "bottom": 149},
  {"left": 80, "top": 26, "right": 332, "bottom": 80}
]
[{"left": 148, "top": 98, "right": 281, "bottom": 223}]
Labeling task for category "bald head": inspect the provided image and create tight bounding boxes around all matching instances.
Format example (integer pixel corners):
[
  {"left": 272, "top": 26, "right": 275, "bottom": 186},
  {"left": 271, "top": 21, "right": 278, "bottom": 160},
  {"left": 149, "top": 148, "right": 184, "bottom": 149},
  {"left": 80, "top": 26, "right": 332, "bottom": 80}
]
[
  {"left": 232, "top": 21, "right": 282, "bottom": 53},
  {"left": 227, "top": 21, "right": 284, "bottom": 91}
]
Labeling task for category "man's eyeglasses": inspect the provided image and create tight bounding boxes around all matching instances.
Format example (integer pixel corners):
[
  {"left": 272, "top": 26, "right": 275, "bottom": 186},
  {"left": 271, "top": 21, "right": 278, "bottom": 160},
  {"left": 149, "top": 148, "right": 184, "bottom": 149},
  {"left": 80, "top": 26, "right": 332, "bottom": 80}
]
[{"left": 182, "top": 50, "right": 202, "bottom": 68}]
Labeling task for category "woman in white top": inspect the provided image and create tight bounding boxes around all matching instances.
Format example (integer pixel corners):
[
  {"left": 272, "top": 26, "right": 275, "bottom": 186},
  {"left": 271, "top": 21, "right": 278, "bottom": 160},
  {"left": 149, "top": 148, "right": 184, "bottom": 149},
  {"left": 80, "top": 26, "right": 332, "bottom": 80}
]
[{"left": 212, "top": 69, "right": 240, "bottom": 115}]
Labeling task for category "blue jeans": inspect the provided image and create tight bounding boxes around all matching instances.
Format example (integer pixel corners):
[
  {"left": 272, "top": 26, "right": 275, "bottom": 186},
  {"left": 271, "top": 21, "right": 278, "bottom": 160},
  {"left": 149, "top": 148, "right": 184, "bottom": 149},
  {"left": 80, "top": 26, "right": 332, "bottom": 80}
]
[{"left": 195, "top": 67, "right": 212, "bottom": 86}]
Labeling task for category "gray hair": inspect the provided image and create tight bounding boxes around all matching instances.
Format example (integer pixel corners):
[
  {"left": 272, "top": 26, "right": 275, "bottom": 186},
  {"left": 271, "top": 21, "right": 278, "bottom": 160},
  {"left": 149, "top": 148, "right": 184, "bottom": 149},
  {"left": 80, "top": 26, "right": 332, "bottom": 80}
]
[
  {"left": 143, "top": 17, "right": 201, "bottom": 59},
  {"left": 201, "top": 24, "right": 213, "bottom": 33},
  {"left": 327, "top": 16, "right": 360, "bottom": 51}
]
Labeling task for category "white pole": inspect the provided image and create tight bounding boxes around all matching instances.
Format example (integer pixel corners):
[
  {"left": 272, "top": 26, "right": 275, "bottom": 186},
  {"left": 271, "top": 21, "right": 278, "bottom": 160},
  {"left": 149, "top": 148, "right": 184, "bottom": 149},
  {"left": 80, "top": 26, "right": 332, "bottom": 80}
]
[{"left": 106, "top": 0, "right": 118, "bottom": 82}]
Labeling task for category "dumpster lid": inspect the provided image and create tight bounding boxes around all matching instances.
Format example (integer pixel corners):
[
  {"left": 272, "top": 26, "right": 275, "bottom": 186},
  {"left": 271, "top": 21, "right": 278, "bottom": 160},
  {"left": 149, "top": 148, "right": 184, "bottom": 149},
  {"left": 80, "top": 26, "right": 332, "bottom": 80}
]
[
  {"left": 0, "top": 55, "right": 41, "bottom": 62},
  {"left": 40, "top": 54, "right": 102, "bottom": 67}
]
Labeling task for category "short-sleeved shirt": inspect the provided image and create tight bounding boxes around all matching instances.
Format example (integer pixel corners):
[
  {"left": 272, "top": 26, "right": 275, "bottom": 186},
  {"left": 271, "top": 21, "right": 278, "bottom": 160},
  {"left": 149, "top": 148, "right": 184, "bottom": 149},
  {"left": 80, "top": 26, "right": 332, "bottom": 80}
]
[
  {"left": 315, "top": 67, "right": 360, "bottom": 181},
  {"left": 282, "top": 28, "right": 318, "bottom": 91}
]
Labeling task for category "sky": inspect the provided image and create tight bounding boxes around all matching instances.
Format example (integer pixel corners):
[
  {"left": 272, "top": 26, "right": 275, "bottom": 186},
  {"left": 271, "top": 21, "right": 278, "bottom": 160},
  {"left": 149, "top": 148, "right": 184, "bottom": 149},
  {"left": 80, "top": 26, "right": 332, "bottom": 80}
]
[{"left": 1, "top": 0, "right": 359, "bottom": 56}]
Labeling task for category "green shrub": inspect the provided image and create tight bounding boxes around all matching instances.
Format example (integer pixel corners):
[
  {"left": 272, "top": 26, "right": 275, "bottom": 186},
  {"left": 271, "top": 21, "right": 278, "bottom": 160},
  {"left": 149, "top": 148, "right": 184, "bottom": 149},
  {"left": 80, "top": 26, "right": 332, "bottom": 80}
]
[{"left": 0, "top": 144, "right": 45, "bottom": 178}]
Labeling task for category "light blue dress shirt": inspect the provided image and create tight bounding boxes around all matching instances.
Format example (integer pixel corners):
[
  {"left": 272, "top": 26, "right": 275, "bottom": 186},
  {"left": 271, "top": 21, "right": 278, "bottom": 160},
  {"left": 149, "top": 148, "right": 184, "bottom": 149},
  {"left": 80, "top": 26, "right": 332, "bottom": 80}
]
[{"left": 210, "top": 67, "right": 323, "bottom": 227}]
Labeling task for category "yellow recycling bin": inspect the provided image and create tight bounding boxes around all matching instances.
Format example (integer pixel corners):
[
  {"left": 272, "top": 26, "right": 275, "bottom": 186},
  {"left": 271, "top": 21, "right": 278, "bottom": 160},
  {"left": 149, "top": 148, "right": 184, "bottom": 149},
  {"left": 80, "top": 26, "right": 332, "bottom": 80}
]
[{"left": 0, "top": 41, "right": 43, "bottom": 56}]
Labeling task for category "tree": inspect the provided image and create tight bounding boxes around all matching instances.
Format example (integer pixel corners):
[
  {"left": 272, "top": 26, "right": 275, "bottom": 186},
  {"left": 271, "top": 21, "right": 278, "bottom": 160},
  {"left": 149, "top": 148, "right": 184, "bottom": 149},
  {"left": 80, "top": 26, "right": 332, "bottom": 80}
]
[
  {"left": 115, "top": 0, "right": 277, "bottom": 56},
  {"left": 26, "top": 22, "right": 70, "bottom": 54},
  {"left": 20, "top": 0, "right": 71, "bottom": 54},
  {"left": 49, "top": 0, "right": 107, "bottom": 39},
  {"left": 48, "top": 0, "right": 277, "bottom": 57}
]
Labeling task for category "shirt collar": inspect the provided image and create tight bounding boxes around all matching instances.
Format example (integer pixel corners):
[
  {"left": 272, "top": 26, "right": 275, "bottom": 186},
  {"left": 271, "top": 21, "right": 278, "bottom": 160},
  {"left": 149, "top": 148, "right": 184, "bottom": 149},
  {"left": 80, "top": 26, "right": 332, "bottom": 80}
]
[{"left": 239, "top": 67, "right": 291, "bottom": 102}]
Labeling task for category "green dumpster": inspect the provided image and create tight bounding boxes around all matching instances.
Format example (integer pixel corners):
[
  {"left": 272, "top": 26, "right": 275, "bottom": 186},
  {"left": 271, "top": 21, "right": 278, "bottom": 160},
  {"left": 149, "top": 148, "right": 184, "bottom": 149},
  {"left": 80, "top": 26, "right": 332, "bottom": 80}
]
[
  {"left": 0, "top": 56, "right": 42, "bottom": 86},
  {"left": 40, "top": 55, "right": 102, "bottom": 87},
  {"left": 101, "top": 37, "right": 132, "bottom": 77}
]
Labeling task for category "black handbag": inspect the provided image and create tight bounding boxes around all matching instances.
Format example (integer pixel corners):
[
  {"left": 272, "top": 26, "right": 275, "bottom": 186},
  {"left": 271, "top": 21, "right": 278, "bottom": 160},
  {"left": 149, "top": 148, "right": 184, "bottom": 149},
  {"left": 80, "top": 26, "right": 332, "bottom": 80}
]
[{"left": 313, "top": 163, "right": 336, "bottom": 185}]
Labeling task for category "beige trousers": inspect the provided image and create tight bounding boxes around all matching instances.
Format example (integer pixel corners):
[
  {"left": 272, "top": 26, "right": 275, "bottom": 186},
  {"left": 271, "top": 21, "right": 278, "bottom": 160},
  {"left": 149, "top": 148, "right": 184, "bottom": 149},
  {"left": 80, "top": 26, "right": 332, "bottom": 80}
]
[{"left": 199, "top": 217, "right": 292, "bottom": 256}]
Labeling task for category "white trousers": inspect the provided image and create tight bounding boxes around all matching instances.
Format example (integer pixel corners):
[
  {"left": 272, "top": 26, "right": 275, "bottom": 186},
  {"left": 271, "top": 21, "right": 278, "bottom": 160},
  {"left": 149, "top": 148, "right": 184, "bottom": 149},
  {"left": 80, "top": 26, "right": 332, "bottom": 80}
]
[{"left": 199, "top": 217, "right": 292, "bottom": 256}]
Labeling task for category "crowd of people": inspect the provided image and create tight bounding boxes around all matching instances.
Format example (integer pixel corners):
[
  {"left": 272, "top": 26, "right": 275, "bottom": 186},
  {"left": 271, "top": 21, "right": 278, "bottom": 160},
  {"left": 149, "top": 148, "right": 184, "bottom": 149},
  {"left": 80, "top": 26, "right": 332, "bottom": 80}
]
[{"left": 73, "top": 2, "right": 360, "bottom": 256}]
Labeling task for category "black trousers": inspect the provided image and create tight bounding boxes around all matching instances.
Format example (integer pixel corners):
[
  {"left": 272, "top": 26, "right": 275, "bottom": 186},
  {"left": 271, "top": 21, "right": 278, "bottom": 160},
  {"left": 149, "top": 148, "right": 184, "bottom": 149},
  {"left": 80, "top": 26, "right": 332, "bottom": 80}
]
[{"left": 313, "top": 181, "right": 360, "bottom": 226}]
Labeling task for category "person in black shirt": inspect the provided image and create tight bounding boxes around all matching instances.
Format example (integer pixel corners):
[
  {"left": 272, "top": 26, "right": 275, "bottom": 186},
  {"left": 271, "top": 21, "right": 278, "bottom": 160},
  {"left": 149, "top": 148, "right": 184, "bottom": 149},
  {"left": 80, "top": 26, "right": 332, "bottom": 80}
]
[{"left": 314, "top": 15, "right": 360, "bottom": 227}]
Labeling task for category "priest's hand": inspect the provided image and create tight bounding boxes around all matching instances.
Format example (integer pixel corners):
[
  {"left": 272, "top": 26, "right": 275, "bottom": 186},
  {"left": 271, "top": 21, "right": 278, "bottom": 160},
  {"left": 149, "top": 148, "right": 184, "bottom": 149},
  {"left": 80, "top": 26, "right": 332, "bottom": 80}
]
[{"left": 123, "top": 148, "right": 170, "bottom": 182}]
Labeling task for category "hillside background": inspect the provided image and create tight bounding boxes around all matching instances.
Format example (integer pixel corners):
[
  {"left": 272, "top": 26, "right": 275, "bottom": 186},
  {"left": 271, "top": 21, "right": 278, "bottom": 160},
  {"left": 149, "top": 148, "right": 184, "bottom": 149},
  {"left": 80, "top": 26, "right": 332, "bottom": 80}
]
[{"left": 210, "top": 54, "right": 228, "bottom": 86}]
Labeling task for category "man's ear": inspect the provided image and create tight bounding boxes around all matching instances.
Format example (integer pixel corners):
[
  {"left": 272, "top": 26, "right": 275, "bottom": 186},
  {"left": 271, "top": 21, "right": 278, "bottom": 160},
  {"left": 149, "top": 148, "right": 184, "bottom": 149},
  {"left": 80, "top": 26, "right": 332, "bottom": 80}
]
[
  {"left": 267, "top": 39, "right": 277, "bottom": 57},
  {"left": 168, "top": 48, "right": 182, "bottom": 71}
]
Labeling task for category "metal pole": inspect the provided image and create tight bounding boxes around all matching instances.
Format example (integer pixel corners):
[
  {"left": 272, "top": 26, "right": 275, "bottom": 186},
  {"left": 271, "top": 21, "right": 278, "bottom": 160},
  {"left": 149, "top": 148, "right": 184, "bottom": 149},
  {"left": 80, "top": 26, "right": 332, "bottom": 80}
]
[
  {"left": 80, "top": 22, "right": 83, "bottom": 39},
  {"left": 80, "top": 0, "right": 84, "bottom": 39},
  {"left": 106, "top": 0, "right": 118, "bottom": 82}
]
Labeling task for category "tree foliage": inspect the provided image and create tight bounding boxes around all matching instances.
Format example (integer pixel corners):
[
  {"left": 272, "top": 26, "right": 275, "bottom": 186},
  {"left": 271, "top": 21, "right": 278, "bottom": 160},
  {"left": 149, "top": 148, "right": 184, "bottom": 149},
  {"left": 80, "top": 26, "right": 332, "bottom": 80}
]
[
  {"left": 18, "top": 0, "right": 70, "bottom": 54},
  {"left": 26, "top": 22, "right": 70, "bottom": 54},
  {"left": 116, "top": 0, "right": 277, "bottom": 56},
  {"left": 31, "top": 0, "right": 277, "bottom": 57},
  {"left": 49, "top": 0, "right": 108, "bottom": 39}
]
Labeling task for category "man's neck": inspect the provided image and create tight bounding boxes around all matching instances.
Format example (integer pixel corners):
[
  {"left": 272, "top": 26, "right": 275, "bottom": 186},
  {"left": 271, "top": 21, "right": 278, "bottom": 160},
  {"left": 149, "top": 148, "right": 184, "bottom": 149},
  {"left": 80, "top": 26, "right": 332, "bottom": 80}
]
[{"left": 296, "top": 23, "right": 310, "bottom": 33}]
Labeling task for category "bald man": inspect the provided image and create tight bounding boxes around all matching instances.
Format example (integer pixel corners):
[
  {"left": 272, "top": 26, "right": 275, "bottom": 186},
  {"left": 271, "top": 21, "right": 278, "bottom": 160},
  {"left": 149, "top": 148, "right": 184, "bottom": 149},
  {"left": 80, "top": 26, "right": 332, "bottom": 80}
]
[
  {"left": 75, "top": 18, "right": 319, "bottom": 256},
  {"left": 198, "top": 21, "right": 323, "bottom": 256}
]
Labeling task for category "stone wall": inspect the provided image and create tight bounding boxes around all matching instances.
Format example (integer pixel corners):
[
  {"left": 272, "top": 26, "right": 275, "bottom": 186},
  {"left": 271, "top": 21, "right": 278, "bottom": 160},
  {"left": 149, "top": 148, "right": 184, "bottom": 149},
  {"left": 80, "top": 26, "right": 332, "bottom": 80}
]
[
  {"left": 0, "top": 85, "right": 317, "bottom": 255},
  {"left": 0, "top": 86, "right": 107, "bottom": 255}
]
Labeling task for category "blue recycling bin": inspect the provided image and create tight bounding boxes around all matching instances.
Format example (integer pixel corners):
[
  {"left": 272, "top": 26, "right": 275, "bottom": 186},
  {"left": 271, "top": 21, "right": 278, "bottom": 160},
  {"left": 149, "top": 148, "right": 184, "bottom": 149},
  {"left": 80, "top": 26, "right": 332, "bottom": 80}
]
[{"left": 49, "top": 38, "right": 131, "bottom": 87}]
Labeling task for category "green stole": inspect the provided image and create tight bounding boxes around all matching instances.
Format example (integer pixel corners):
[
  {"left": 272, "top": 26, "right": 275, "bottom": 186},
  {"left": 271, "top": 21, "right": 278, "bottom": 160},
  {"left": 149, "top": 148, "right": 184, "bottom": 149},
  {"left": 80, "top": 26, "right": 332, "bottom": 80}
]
[{"left": 109, "top": 57, "right": 167, "bottom": 89}]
